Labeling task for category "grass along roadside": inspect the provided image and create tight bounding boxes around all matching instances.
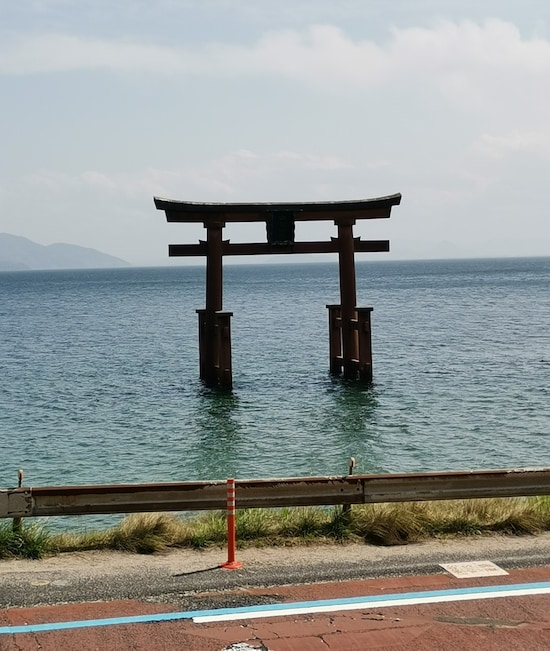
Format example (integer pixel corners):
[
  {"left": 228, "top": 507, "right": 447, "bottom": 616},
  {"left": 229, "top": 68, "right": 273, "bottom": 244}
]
[{"left": 1, "top": 497, "right": 550, "bottom": 559}]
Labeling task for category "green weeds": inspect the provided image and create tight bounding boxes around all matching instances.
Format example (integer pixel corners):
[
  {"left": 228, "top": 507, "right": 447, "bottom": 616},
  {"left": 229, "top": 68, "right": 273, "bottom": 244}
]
[{"left": 0, "top": 523, "right": 51, "bottom": 559}]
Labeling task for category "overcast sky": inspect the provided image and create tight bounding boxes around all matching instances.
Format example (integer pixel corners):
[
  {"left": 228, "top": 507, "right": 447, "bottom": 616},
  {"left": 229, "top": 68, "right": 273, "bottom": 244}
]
[{"left": 1, "top": 1, "right": 549, "bottom": 265}]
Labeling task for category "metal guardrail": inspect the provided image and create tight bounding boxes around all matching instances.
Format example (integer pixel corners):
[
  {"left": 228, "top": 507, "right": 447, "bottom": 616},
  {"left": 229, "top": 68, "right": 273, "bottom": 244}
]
[{"left": 1, "top": 467, "right": 550, "bottom": 519}]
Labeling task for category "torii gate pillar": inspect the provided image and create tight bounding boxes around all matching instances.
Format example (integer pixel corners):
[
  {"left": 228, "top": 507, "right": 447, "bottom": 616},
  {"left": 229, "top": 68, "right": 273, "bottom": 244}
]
[
  {"left": 198, "top": 220, "right": 233, "bottom": 388},
  {"left": 336, "top": 217, "right": 359, "bottom": 379}
]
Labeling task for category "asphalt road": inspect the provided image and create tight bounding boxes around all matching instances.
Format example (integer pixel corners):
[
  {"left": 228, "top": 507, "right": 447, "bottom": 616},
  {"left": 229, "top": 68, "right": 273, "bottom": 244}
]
[{"left": 1, "top": 533, "right": 549, "bottom": 610}]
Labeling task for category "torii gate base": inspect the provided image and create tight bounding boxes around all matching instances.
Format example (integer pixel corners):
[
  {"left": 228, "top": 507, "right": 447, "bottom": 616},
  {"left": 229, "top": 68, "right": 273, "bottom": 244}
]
[
  {"left": 328, "top": 305, "right": 373, "bottom": 382},
  {"left": 155, "top": 194, "right": 401, "bottom": 390},
  {"left": 196, "top": 309, "right": 234, "bottom": 390}
]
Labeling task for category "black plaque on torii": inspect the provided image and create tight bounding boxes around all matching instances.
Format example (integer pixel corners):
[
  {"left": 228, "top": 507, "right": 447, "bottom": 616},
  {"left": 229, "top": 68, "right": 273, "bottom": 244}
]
[{"left": 155, "top": 194, "right": 401, "bottom": 389}]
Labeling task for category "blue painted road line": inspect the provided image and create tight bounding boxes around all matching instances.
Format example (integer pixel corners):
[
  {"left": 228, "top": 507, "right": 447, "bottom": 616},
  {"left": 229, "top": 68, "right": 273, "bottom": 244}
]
[{"left": 1, "top": 581, "right": 549, "bottom": 635}]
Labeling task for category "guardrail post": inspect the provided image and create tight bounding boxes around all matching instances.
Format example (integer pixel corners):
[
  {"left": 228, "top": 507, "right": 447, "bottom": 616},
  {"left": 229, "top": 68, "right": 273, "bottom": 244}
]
[
  {"left": 342, "top": 457, "right": 356, "bottom": 519},
  {"left": 12, "top": 469, "right": 24, "bottom": 533},
  {"left": 220, "top": 478, "right": 242, "bottom": 570}
]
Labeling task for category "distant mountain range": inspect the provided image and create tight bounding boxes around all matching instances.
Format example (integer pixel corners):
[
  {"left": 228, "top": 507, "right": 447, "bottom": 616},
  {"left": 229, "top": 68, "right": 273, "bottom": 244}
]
[{"left": 0, "top": 233, "right": 130, "bottom": 271}]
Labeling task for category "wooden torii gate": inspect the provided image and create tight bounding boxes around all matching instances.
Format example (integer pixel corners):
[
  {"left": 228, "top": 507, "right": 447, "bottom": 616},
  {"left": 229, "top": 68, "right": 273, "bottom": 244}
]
[{"left": 155, "top": 194, "right": 401, "bottom": 389}]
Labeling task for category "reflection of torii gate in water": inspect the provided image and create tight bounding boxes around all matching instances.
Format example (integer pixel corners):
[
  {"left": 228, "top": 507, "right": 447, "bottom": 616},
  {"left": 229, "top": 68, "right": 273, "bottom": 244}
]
[{"left": 155, "top": 194, "right": 401, "bottom": 390}]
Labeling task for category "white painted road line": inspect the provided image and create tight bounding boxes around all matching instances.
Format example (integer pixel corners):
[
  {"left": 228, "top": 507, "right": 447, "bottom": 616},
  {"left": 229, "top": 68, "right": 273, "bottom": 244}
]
[{"left": 193, "top": 582, "right": 550, "bottom": 623}]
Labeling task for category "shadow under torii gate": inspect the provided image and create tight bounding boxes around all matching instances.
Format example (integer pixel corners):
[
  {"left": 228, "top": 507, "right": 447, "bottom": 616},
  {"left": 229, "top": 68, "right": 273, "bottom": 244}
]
[{"left": 155, "top": 194, "right": 401, "bottom": 390}]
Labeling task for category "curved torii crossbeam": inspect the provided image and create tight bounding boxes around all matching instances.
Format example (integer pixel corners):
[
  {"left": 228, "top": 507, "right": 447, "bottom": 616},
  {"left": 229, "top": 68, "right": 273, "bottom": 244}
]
[{"left": 155, "top": 194, "right": 401, "bottom": 390}]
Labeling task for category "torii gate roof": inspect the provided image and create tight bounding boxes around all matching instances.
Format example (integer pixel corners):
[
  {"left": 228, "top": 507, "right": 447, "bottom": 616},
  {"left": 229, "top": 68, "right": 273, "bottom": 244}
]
[{"left": 154, "top": 193, "right": 401, "bottom": 223}]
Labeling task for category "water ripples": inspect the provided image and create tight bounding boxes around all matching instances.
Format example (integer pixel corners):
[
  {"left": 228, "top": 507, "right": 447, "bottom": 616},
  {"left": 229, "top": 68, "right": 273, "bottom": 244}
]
[{"left": 0, "top": 259, "right": 548, "bottom": 507}]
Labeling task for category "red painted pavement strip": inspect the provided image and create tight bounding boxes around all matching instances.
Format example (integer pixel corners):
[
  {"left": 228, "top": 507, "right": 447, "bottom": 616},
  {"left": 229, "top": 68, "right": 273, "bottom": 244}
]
[
  {"left": 3, "top": 599, "right": 176, "bottom": 627},
  {"left": 191, "top": 599, "right": 549, "bottom": 651},
  {"left": 7, "top": 626, "right": 223, "bottom": 651},
  {"left": 236, "top": 565, "right": 550, "bottom": 608},
  {"left": 0, "top": 567, "right": 549, "bottom": 650}
]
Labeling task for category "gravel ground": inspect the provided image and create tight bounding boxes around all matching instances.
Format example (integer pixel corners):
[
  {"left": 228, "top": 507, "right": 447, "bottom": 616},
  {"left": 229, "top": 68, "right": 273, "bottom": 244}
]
[{"left": 0, "top": 533, "right": 549, "bottom": 609}]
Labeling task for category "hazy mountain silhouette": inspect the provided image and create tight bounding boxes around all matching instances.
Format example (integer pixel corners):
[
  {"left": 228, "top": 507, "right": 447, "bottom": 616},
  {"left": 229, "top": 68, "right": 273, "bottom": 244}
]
[{"left": 0, "top": 233, "right": 130, "bottom": 271}]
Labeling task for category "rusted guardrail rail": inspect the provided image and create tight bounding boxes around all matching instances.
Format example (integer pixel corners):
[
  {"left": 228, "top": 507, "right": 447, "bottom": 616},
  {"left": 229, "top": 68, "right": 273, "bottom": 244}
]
[{"left": 1, "top": 467, "right": 549, "bottom": 519}]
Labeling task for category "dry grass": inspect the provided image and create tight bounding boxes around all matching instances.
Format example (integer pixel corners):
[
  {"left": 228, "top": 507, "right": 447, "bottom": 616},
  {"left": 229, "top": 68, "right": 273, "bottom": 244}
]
[{"left": 2, "top": 496, "right": 550, "bottom": 558}]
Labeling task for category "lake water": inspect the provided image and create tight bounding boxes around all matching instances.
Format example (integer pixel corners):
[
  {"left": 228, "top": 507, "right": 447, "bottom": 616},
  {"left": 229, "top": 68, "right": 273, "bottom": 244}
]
[{"left": 1, "top": 258, "right": 549, "bottom": 524}]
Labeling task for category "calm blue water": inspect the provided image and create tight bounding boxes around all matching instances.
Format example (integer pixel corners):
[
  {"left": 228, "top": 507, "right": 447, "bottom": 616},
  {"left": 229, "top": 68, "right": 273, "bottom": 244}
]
[{"left": 1, "top": 258, "right": 549, "bottom": 508}]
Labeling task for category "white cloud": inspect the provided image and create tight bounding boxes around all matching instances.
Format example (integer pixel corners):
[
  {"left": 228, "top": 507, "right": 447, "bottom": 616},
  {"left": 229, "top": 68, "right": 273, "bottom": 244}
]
[
  {"left": 6, "top": 148, "right": 394, "bottom": 263},
  {"left": 26, "top": 169, "right": 146, "bottom": 197},
  {"left": 2, "top": 19, "right": 549, "bottom": 140},
  {"left": 2, "top": 20, "right": 550, "bottom": 87},
  {"left": 271, "top": 151, "right": 351, "bottom": 171},
  {"left": 24, "top": 149, "right": 356, "bottom": 202},
  {"left": 475, "top": 130, "right": 550, "bottom": 159},
  {"left": 0, "top": 34, "right": 179, "bottom": 75}
]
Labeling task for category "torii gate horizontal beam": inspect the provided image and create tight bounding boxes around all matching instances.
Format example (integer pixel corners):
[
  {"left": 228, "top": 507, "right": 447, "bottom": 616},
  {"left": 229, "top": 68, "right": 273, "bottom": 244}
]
[
  {"left": 169, "top": 239, "right": 390, "bottom": 256},
  {"left": 154, "top": 194, "right": 401, "bottom": 223}
]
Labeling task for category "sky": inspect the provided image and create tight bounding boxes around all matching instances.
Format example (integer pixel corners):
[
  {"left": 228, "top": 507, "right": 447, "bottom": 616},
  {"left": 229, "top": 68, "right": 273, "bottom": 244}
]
[{"left": 1, "top": 0, "right": 549, "bottom": 265}]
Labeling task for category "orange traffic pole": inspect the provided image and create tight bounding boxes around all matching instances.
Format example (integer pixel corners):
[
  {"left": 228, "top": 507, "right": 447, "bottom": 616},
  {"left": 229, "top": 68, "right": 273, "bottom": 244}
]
[{"left": 220, "top": 478, "right": 242, "bottom": 570}]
